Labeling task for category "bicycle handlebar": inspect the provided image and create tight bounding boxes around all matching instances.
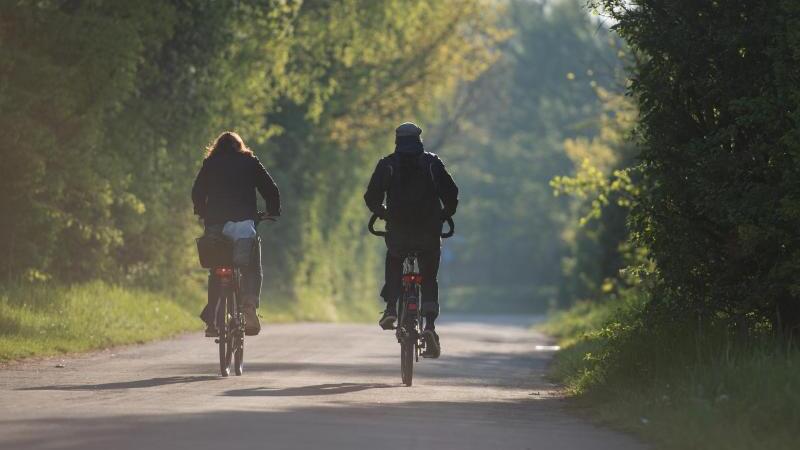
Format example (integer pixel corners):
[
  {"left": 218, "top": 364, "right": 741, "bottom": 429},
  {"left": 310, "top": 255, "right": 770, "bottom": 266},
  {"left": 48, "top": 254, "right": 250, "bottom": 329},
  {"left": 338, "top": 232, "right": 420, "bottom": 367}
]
[
  {"left": 441, "top": 217, "right": 455, "bottom": 238},
  {"left": 368, "top": 214, "right": 454, "bottom": 239},
  {"left": 256, "top": 212, "right": 278, "bottom": 226},
  {"left": 368, "top": 214, "right": 387, "bottom": 237}
]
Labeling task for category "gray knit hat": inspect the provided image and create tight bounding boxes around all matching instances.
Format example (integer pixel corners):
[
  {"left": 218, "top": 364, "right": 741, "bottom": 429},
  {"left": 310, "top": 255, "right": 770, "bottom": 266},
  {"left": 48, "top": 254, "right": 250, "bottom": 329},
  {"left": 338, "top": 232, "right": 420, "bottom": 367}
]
[{"left": 395, "top": 122, "right": 422, "bottom": 137}]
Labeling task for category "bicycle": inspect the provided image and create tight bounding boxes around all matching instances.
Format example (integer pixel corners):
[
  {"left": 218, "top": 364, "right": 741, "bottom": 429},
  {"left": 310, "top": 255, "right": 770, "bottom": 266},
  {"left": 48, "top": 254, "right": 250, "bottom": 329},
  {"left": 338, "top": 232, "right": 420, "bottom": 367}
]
[
  {"left": 368, "top": 214, "right": 454, "bottom": 386},
  {"left": 199, "top": 213, "right": 275, "bottom": 377}
]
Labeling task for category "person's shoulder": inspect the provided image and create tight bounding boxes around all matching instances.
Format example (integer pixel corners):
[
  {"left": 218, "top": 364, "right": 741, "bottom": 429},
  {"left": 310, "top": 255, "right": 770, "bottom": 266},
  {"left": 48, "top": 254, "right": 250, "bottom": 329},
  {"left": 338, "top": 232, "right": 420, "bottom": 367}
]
[
  {"left": 421, "top": 151, "right": 444, "bottom": 165},
  {"left": 240, "top": 151, "right": 262, "bottom": 165},
  {"left": 201, "top": 153, "right": 220, "bottom": 168},
  {"left": 376, "top": 153, "right": 396, "bottom": 166}
]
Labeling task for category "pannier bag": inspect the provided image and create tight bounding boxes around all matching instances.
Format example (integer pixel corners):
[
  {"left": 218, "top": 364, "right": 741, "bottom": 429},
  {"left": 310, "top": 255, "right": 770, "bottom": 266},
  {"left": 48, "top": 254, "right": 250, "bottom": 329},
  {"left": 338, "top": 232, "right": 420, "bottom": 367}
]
[{"left": 196, "top": 233, "right": 233, "bottom": 268}]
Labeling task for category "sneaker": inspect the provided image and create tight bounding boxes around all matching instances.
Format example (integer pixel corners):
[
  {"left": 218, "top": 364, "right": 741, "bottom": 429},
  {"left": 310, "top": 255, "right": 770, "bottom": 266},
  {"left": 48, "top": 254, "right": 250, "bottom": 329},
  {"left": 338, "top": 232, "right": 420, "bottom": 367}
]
[
  {"left": 422, "top": 329, "right": 441, "bottom": 359},
  {"left": 379, "top": 303, "right": 397, "bottom": 330},
  {"left": 204, "top": 325, "right": 219, "bottom": 338},
  {"left": 243, "top": 304, "right": 261, "bottom": 336}
]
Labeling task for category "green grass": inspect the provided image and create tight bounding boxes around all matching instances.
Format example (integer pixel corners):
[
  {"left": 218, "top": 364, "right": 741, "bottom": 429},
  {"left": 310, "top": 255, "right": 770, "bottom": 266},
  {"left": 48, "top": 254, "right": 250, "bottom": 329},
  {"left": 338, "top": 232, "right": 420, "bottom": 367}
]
[
  {"left": 0, "top": 281, "right": 204, "bottom": 361},
  {"left": 257, "top": 293, "right": 377, "bottom": 324},
  {"left": 543, "top": 297, "right": 800, "bottom": 450},
  {"left": 0, "top": 279, "right": 378, "bottom": 362}
]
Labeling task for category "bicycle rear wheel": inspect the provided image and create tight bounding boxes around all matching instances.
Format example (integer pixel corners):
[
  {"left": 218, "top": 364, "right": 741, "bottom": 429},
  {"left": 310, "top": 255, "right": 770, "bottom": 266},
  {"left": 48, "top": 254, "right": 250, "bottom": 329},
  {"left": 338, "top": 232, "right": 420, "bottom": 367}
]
[
  {"left": 224, "top": 295, "right": 234, "bottom": 373},
  {"left": 216, "top": 296, "right": 230, "bottom": 377},
  {"left": 400, "top": 337, "right": 414, "bottom": 386}
]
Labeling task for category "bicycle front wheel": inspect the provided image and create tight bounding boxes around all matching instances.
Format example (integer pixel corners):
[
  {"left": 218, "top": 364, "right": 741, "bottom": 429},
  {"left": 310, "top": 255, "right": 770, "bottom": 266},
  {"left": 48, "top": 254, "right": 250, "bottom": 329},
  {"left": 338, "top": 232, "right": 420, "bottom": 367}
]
[{"left": 233, "top": 334, "right": 244, "bottom": 376}]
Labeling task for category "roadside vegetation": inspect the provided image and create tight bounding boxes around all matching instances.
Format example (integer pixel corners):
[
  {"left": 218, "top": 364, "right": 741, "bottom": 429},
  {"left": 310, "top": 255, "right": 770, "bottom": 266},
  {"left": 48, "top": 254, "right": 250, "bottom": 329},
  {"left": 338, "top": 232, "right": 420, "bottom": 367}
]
[
  {"left": 546, "top": 1, "right": 800, "bottom": 449},
  {"left": 543, "top": 296, "right": 800, "bottom": 450},
  {"left": 0, "top": 279, "right": 379, "bottom": 362},
  {"left": 0, "top": 282, "right": 202, "bottom": 361}
]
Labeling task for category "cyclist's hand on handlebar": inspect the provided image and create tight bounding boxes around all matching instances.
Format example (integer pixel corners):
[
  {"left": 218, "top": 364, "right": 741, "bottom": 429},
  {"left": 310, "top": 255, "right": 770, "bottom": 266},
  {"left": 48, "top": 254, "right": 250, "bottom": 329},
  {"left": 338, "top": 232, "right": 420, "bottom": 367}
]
[
  {"left": 374, "top": 205, "right": 387, "bottom": 220},
  {"left": 257, "top": 211, "right": 279, "bottom": 222}
]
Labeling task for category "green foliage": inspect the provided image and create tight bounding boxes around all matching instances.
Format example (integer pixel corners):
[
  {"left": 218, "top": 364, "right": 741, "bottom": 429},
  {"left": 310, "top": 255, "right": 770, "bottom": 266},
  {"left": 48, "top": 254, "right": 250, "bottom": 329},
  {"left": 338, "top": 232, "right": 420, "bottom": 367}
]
[
  {"left": 552, "top": 89, "right": 639, "bottom": 225},
  {"left": 550, "top": 85, "right": 645, "bottom": 304},
  {"left": 0, "top": 1, "right": 502, "bottom": 319},
  {"left": 0, "top": 1, "right": 177, "bottom": 281},
  {"left": 546, "top": 2, "right": 800, "bottom": 447},
  {"left": 593, "top": 0, "right": 800, "bottom": 334}
]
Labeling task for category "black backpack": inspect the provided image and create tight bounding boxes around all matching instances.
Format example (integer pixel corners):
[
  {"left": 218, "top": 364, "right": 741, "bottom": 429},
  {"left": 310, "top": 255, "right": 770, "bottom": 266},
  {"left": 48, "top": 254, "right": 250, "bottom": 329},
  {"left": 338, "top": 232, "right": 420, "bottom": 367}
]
[{"left": 385, "top": 153, "right": 439, "bottom": 226}]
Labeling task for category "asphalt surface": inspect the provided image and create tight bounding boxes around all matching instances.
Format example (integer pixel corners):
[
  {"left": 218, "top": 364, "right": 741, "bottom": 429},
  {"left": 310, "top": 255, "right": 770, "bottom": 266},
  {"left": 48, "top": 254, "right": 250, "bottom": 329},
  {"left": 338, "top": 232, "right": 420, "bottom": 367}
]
[{"left": 0, "top": 315, "right": 645, "bottom": 450}]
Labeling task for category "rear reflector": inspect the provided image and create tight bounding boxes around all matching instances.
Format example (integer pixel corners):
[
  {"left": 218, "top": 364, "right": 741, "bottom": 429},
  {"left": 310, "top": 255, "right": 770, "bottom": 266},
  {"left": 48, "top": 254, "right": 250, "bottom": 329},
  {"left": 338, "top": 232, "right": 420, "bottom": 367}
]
[
  {"left": 402, "top": 274, "right": 423, "bottom": 284},
  {"left": 214, "top": 267, "right": 233, "bottom": 277},
  {"left": 407, "top": 303, "right": 418, "bottom": 311}
]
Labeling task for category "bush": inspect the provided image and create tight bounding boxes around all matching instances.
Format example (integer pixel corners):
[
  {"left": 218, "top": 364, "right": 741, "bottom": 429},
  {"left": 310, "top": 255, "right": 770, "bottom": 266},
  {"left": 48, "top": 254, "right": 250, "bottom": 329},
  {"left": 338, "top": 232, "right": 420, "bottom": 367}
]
[{"left": 545, "top": 295, "right": 800, "bottom": 450}]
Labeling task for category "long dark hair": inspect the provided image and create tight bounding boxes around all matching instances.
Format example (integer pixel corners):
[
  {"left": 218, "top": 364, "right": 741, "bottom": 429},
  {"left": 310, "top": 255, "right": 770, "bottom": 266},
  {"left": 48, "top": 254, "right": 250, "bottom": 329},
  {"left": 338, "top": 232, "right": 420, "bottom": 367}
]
[{"left": 205, "top": 131, "right": 253, "bottom": 158}]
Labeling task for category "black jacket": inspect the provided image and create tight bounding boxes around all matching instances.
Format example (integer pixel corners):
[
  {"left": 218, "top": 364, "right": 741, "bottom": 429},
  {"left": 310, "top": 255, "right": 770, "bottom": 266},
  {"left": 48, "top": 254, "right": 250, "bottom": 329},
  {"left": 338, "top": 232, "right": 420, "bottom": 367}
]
[
  {"left": 364, "top": 147, "right": 458, "bottom": 248},
  {"left": 192, "top": 150, "right": 281, "bottom": 226}
]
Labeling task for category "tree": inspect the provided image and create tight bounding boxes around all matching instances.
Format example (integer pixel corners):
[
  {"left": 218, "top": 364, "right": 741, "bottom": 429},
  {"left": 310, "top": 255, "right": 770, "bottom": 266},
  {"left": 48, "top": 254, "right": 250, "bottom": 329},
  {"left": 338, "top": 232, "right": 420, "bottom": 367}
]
[{"left": 594, "top": 0, "right": 800, "bottom": 336}]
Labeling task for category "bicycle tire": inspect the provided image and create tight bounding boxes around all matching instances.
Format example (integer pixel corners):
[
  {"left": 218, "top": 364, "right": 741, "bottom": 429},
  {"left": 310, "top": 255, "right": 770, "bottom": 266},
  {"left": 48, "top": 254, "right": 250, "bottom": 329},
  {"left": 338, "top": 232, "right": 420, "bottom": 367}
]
[
  {"left": 401, "top": 337, "right": 414, "bottom": 386},
  {"left": 231, "top": 283, "right": 244, "bottom": 376},
  {"left": 233, "top": 333, "right": 244, "bottom": 376},
  {"left": 224, "top": 294, "right": 234, "bottom": 373},
  {"left": 217, "top": 296, "right": 229, "bottom": 377},
  {"left": 231, "top": 289, "right": 245, "bottom": 377}
]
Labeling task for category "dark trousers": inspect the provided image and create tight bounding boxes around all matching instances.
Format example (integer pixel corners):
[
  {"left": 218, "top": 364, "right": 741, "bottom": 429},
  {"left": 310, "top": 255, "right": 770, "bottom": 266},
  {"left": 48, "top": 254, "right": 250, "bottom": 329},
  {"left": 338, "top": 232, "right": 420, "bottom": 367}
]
[{"left": 381, "top": 248, "right": 441, "bottom": 321}]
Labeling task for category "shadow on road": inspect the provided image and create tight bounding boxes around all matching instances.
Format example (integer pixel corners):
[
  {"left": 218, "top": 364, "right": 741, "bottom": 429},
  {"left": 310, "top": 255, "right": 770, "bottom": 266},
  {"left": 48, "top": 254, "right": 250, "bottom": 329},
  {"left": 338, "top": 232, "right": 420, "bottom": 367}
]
[
  {"left": 171, "top": 348, "right": 550, "bottom": 389},
  {"left": 0, "top": 397, "right": 644, "bottom": 450},
  {"left": 18, "top": 375, "right": 219, "bottom": 391},
  {"left": 224, "top": 382, "right": 394, "bottom": 397}
]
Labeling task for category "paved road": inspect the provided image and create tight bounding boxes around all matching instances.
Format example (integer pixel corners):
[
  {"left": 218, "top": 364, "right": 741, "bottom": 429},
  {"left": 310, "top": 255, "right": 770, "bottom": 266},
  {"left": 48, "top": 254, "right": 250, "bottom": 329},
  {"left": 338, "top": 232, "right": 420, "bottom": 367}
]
[{"left": 0, "top": 316, "right": 644, "bottom": 450}]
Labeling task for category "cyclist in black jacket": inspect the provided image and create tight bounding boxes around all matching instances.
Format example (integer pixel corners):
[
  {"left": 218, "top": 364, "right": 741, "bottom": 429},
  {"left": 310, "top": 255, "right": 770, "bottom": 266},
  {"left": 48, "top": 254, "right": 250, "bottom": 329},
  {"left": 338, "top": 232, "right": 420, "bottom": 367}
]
[
  {"left": 192, "top": 131, "right": 281, "bottom": 336},
  {"left": 364, "top": 122, "right": 459, "bottom": 358}
]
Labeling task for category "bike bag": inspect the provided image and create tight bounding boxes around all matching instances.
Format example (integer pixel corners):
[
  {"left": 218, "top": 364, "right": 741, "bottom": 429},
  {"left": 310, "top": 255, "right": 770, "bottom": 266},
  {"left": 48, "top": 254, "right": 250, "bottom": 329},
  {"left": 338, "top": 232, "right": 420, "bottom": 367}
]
[{"left": 196, "top": 233, "right": 233, "bottom": 268}]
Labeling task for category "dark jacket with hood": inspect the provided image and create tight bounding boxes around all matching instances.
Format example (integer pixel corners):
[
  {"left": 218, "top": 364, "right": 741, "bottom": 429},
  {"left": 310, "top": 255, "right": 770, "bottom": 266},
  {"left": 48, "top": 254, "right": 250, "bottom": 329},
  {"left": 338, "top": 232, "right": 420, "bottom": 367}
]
[
  {"left": 364, "top": 133, "right": 459, "bottom": 251},
  {"left": 192, "top": 150, "right": 281, "bottom": 226}
]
